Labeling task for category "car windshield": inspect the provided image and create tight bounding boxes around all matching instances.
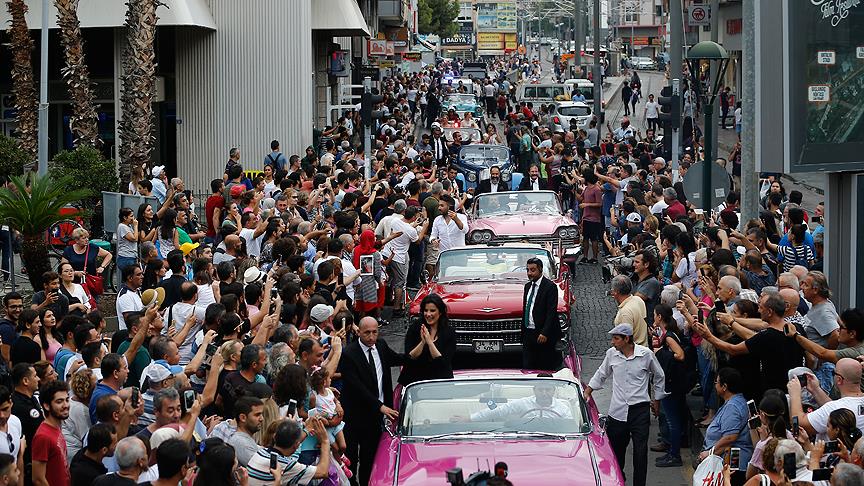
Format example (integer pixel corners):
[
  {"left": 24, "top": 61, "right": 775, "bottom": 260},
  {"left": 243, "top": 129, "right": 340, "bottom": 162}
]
[
  {"left": 436, "top": 247, "right": 553, "bottom": 282},
  {"left": 400, "top": 378, "right": 589, "bottom": 438},
  {"left": 475, "top": 192, "right": 561, "bottom": 217},
  {"left": 460, "top": 146, "right": 509, "bottom": 167},
  {"left": 570, "top": 86, "right": 594, "bottom": 100},
  {"left": 558, "top": 105, "right": 592, "bottom": 117},
  {"left": 446, "top": 94, "right": 476, "bottom": 105}
]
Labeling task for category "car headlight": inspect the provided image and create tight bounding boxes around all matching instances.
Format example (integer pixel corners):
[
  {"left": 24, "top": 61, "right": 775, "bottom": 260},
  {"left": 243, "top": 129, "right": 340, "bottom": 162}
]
[
  {"left": 470, "top": 231, "right": 484, "bottom": 243},
  {"left": 558, "top": 313, "right": 570, "bottom": 330},
  {"left": 467, "top": 172, "right": 477, "bottom": 182},
  {"left": 568, "top": 227, "right": 579, "bottom": 238},
  {"left": 482, "top": 231, "right": 493, "bottom": 242}
]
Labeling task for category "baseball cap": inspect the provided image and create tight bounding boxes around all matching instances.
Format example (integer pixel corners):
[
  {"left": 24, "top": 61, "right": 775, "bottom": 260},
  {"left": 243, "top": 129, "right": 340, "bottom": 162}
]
[
  {"left": 431, "top": 122, "right": 442, "bottom": 130},
  {"left": 141, "top": 287, "right": 165, "bottom": 310},
  {"left": 179, "top": 242, "right": 199, "bottom": 256},
  {"left": 310, "top": 304, "right": 334, "bottom": 324},
  {"left": 608, "top": 323, "right": 634, "bottom": 336},
  {"left": 625, "top": 213, "right": 642, "bottom": 224},
  {"left": 151, "top": 165, "right": 165, "bottom": 177},
  {"left": 230, "top": 185, "right": 245, "bottom": 198},
  {"left": 145, "top": 362, "right": 173, "bottom": 383}
]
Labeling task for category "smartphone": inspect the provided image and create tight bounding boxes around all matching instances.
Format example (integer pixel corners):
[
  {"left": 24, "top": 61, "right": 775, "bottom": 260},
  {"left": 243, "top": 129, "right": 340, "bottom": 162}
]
[
  {"left": 748, "top": 416, "right": 762, "bottom": 430},
  {"left": 798, "top": 374, "right": 807, "bottom": 387},
  {"left": 783, "top": 452, "right": 797, "bottom": 480},
  {"left": 183, "top": 390, "right": 195, "bottom": 411},
  {"left": 824, "top": 440, "right": 840, "bottom": 453},
  {"left": 714, "top": 301, "right": 725, "bottom": 314},
  {"left": 729, "top": 447, "right": 740, "bottom": 470},
  {"left": 747, "top": 399, "right": 758, "bottom": 417},
  {"left": 270, "top": 451, "right": 278, "bottom": 470},
  {"left": 792, "top": 416, "right": 799, "bottom": 437},
  {"left": 131, "top": 387, "right": 140, "bottom": 408},
  {"left": 811, "top": 468, "right": 833, "bottom": 481},
  {"left": 286, "top": 399, "right": 298, "bottom": 418},
  {"left": 784, "top": 323, "right": 791, "bottom": 335}
]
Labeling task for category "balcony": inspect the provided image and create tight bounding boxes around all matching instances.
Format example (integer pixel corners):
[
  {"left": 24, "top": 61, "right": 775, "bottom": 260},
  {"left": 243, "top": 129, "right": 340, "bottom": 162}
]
[{"left": 378, "top": 0, "right": 407, "bottom": 24}]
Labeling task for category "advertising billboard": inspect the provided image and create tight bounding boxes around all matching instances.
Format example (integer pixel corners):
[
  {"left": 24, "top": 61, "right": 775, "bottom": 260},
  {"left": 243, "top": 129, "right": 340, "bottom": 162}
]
[
  {"left": 786, "top": 1, "right": 864, "bottom": 172},
  {"left": 476, "top": 1, "right": 517, "bottom": 32}
]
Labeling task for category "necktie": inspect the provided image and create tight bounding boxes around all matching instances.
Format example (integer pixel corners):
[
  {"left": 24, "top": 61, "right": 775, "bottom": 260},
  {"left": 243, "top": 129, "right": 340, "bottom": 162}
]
[{"left": 525, "top": 282, "right": 536, "bottom": 329}]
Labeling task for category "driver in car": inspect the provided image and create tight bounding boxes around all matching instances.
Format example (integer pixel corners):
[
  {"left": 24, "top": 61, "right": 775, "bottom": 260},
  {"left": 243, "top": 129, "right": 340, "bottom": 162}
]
[{"left": 452, "top": 375, "right": 573, "bottom": 422}]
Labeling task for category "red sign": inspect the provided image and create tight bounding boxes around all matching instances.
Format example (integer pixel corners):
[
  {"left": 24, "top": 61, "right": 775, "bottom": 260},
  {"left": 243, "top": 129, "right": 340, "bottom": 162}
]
[
  {"left": 727, "top": 18, "right": 742, "bottom": 36},
  {"left": 692, "top": 7, "right": 706, "bottom": 21}
]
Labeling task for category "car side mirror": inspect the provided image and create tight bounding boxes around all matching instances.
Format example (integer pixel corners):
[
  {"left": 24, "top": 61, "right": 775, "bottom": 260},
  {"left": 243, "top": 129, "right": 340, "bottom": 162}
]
[
  {"left": 384, "top": 417, "right": 396, "bottom": 438},
  {"left": 598, "top": 415, "right": 608, "bottom": 435}
]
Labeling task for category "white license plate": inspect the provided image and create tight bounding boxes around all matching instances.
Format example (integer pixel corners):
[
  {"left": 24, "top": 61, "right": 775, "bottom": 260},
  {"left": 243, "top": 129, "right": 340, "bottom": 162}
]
[{"left": 472, "top": 339, "right": 504, "bottom": 353}]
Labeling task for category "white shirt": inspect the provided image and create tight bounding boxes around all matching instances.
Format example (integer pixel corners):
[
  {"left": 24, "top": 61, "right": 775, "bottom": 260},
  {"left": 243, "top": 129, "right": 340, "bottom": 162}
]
[
  {"left": 0, "top": 415, "right": 22, "bottom": 462},
  {"left": 644, "top": 101, "right": 659, "bottom": 118},
  {"left": 489, "top": 181, "right": 503, "bottom": 193},
  {"left": 375, "top": 213, "right": 400, "bottom": 240},
  {"left": 431, "top": 214, "right": 468, "bottom": 252},
  {"left": 734, "top": 107, "right": 742, "bottom": 125},
  {"left": 360, "top": 341, "right": 384, "bottom": 403},
  {"left": 340, "top": 257, "right": 362, "bottom": 301},
  {"left": 525, "top": 279, "right": 540, "bottom": 329},
  {"left": 529, "top": 178, "right": 540, "bottom": 191},
  {"left": 806, "top": 395, "right": 864, "bottom": 441},
  {"left": 239, "top": 227, "right": 264, "bottom": 257},
  {"left": 587, "top": 344, "right": 668, "bottom": 421},
  {"left": 385, "top": 218, "right": 419, "bottom": 264},
  {"left": 312, "top": 255, "right": 339, "bottom": 281},
  {"left": 650, "top": 200, "right": 669, "bottom": 215},
  {"left": 471, "top": 395, "right": 572, "bottom": 421},
  {"left": 115, "top": 285, "right": 143, "bottom": 330},
  {"left": 162, "top": 301, "right": 206, "bottom": 364}
]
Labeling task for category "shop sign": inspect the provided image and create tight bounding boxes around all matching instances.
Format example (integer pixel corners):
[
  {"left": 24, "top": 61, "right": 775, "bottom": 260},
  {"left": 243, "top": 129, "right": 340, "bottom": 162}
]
[
  {"left": 442, "top": 32, "right": 475, "bottom": 46},
  {"left": 369, "top": 40, "right": 387, "bottom": 56}
]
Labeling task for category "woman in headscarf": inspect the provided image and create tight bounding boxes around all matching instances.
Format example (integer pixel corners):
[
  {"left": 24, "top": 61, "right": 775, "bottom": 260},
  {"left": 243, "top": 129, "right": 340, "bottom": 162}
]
[{"left": 352, "top": 229, "right": 385, "bottom": 319}]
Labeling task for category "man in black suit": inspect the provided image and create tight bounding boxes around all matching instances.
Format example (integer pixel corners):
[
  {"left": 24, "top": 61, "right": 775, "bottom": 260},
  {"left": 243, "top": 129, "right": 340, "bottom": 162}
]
[
  {"left": 445, "top": 165, "right": 465, "bottom": 197},
  {"left": 518, "top": 164, "right": 547, "bottom": 191},
  {"left": 522, "top": 257, "right": 562, "bottom": 370},
  {"left": 476, "top": 166, "right": 511, "bottom": 195},
  {"left": 339, "top": 317, "right": 405, "bottom": 486}
]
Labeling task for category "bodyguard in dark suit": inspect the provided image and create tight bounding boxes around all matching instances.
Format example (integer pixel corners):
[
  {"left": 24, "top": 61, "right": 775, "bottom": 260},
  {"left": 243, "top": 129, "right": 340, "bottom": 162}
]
[
  {"left": 518, "top": 164, "right": 547, "bottom": 191},
  {"left": 476, "top": 166, "right": 511, "bottom": 195},
  {"left": 338, "top": 317, "right": 405, "bottom": 486},
  {"left": 522, "top": 257, "right": 562, "bottom": 370}
]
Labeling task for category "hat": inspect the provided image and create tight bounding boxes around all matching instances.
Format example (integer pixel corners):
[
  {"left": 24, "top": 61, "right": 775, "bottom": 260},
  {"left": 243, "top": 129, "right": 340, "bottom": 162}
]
[
  {"left": 230, "top": 185, "right": 245, "bottom": 198},
  {"left": 151, "top": 165, "right": 165, "bottom": 177},
  {"left": 145, "top": 362, "right": 173, "bottom": 383},
  {"left": 653, "top": 157, "right": 666, "bottom": 167},
  {"left": 625, "top": 212, "right": 642, "bottom": 224},
  {"left": 243, "top": 267, "right": 266, "bottom": 286},
  {"left": 141, "top": 287, "right": 165, "bottom": 310},
  {"left": 608, "top": 323, "right": 634, "bottom": 336},
  {"left": 179, "top": 242, "right": 200, "bottom": 256},
  {"left": 150, "top": 425, "right": 183, "bottom": 449},
  {"left": 431, "top": 122, "right": 442, "bottom": 130},
  {"left": 309, "top": 304, "right": 334, "bottom": 324}
]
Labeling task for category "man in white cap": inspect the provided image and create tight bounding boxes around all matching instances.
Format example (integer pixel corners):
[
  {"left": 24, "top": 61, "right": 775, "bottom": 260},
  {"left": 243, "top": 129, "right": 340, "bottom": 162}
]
[
  {"left": 309, "top": 304, "right": 334, "bottom": 331},
  {"left": 584, "top": 323, "right": 667, "bottom": 486},
  {"left": 150, "top": 166, "right": 168, "bottom": 205},
  {"left": 138, "top": 363, "right": 176, "bottom": 426},
  {"left": 609, "top": 275, "right": 648, "bottom": 346}
]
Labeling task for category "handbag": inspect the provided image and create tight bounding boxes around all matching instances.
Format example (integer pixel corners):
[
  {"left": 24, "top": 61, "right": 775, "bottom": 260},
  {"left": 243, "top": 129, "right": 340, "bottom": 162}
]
[
  {"left": 692, "top": 447, "right": 725, "bottom": 486},
  {"left": 82, "top": 245, "right": 105, "bottom": 296}
]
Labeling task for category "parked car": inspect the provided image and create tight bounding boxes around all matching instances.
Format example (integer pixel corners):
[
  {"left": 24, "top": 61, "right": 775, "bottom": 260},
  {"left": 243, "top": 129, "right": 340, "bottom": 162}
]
[
  {"left": 408, "top": 244, "right": 572, "bottom": 355},
  {"left": 368, "top": 358, "right": 626, "bottom": 485},
  {"left": 549, "top": 101, "right": 593, "bottom": 133},
  {"left": 455, "top": 144, "right": 513, "bottom": 191},
  {"left": 630, "top": 56, "right": 656, "bottom": 70}
]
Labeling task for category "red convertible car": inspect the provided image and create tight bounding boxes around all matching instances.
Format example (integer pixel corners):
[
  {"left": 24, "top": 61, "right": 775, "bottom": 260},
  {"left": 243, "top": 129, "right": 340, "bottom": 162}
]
[
  {"left": 368, "top": 353, "right": 626, "bottom": 486},
  {"left": 408, "top": 244, "right": 571, "bottom": 354}
]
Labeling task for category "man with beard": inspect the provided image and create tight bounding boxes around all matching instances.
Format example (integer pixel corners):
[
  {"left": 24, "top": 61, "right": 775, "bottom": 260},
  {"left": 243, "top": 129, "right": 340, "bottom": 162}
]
[
  {"left": 31, "top": 380, "right": 71, "bottom": 486},
  {"left": 227, "top": 396, "right": 265, "bottom": 467},
  {"left": 69, "top": 423, "right": 116, "bottom": 486},
  {"left": 476, "top": 166, "right": 510, "bottom": 195}
]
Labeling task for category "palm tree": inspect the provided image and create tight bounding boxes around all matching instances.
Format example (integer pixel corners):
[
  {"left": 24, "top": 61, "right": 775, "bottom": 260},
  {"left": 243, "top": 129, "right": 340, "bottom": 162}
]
[
  {"left": 0, "top": 174, "right": 92, "bottom": 290},
  {"left": 55, "top": 0, "right": 102, "bottom": 149},
  {"left": 118, "top": 0, "right": 162, "bottom": 187},
  {"left": 5, "top": 0, "right": 39, "bottom": 166}
]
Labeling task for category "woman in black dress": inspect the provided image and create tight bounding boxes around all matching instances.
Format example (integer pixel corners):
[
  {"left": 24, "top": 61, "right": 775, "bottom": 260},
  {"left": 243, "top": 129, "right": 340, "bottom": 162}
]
[
  {"left": 10, "top": 309, "right": 44, "bottom": 366},
  {"left": 398, "top": 294, "right": 457, "bottom": 386}
]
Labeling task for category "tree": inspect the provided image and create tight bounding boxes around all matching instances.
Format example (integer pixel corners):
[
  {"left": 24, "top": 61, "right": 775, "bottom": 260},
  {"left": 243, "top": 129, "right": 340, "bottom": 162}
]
[
  {"left": 55, "top": 0, "right": 102, "bottom": 149},
  {"left": 5, "top": 0, "right": 39, "bottom": 166},
  {"left": 118, "top": 0, "right": 162, "bottom": 189},
  {"left": 418, "top": 0, "right": 460, "bottom": 38},
  {"left": 0, "top": 174, "right": 91, "bottom": 290}
]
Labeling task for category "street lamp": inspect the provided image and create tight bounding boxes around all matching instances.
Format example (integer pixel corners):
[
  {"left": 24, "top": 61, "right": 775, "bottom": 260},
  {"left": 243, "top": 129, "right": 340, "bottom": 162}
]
[{"left": 686, "top": 40, "right": 730, "bottom": 211}]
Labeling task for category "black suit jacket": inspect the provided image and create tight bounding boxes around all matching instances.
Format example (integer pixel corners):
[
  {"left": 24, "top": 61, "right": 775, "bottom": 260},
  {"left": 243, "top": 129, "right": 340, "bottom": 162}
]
[
  {"left": 339, "top": 339, "right": 404, "bottom": 428},
  {"left": 476, "top": 179, "right": 510, "bottom": 195},
  {"left": 518, "top": 177, "right": 548, "bottom": 191},
  {"left": 522, "top": 277, "right": 560, "bottom": 340}
]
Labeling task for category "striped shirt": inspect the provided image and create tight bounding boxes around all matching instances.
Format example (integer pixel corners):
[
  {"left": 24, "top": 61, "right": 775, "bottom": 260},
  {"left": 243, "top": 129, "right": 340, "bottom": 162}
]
[{"left": 246, "top": 446, "right": 317, "bottom": 486}]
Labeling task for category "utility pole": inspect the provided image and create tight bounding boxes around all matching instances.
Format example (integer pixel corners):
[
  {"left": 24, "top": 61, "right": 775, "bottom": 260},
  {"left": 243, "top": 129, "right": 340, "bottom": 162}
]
[
  {"left": 362, "top": 77, "right": 372, "bottom": 181},
  {"left": 708, "top": 0, "right": 720, "bottom": 162},
  {"left": 671, "top": 78, "right": 680, "bottom": 169},
  {"left": 739, "top": 0, "right": 758, "bottom": 227},
  {"left": 669, "top": 0, "right": 683, "bottom": 168},
  {"left": 37, "top": 0, "right": 49, "bottom": 176},
  {"left": 593, "top": 0, "right": 602, "bottom": 140},
  {"left": 574, "top": 0, "right": 582, "bottom": 71}
]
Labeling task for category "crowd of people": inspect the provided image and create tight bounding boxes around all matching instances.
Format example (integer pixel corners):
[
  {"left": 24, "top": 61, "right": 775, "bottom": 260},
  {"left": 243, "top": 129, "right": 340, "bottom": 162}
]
[{"left": 0, "top": 49, "right": 850, "bottom": 486}]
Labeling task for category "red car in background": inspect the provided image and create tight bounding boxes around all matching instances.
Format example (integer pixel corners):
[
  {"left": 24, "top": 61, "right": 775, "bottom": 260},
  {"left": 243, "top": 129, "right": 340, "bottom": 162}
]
[{"left": 409, "top": 244, "right": 572, "bottom": 355}]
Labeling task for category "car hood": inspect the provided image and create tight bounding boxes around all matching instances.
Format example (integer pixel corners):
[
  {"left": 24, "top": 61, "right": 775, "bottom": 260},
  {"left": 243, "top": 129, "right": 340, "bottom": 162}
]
[
  {"left": 470, "top": 213, "right": 575, "bottom": 236},
  {"left": 409, "top": 281, "right": 566, "bottom": 316},
  {"left": 396, "top": 439, "right": 599, "bottom": 485}
]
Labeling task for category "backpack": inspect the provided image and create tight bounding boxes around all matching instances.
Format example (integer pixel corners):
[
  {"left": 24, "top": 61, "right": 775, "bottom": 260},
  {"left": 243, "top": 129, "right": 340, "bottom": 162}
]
[{"left": 267, "top": 153, "right": 284, "bottom": 171}]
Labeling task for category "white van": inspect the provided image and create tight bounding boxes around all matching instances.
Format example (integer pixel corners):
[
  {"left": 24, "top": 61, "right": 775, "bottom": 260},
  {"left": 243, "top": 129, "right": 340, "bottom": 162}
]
[
  {"left": 516, "top": 83, "right": 571, "bottom": 104},
  {"left": 563, "top": 79, "right": 596, "bottom": 105}
]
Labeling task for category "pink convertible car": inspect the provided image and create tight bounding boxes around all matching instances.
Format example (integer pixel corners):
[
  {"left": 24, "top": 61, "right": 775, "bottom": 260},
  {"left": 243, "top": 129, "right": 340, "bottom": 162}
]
[{"left": 368, "top": 352, "right": 625, "bottom": 485}]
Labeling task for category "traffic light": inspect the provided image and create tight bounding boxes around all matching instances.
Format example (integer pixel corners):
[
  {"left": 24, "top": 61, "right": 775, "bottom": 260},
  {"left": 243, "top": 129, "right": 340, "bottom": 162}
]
[
  {"left": 361, "top": 91, "right": 385, "bottom": 126},
  {"left": 657, "top": 85, "right": 680, "bottom": 131}
]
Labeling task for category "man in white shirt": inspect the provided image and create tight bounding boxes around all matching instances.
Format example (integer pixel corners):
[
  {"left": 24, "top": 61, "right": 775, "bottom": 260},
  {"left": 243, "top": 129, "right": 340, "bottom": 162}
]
[
  {"left": 161, "top": 282, "right": 206, "bottom": 364},
  {"left": 116, "top": 266, "right": 144, "bottom": 330},
  {"left": 376, "top": 199, "right": 407, "bottom": 242},
  {"left": 584, "top": 323, "right": 667, "bottom": 486},
  {"left": 239, "top": 211, "right": 270, "bottom": 258},
  {"left": 466, "top": 376, "right": 573, "bottom": 422},
  {"left": 788, "top": 358, "right": 864, "bottom": 441},
  {"left": 430, "top": 196, "right": 468, "bottom": 252},
  {"left": 644, "top": 94, "right": 660, "bottom": 132},
  {"left": 386, "top": 207, "right": 423, "bottom": 316},
  {"left": 338, "top": 234, "right": 362, "bottom": 302}
]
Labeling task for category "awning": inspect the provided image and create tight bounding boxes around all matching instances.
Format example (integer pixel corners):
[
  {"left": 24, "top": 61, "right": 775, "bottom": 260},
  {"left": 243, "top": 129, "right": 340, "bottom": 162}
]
[
  {"left": 0, "top": 0, "right": 216, "bottom": 31},
  {"left": 312, "top": 0, "right": 370, "bottom": 37}
]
